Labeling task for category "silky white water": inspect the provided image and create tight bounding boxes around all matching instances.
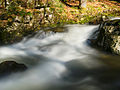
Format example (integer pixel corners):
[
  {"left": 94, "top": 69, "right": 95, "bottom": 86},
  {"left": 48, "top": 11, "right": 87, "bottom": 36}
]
[{"left": 0, "top": 24, "right": 120, "bottom": 90}]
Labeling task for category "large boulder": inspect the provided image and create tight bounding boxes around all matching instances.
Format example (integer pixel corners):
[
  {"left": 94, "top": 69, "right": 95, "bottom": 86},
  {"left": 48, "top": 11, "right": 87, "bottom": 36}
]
[
  {"left": 0, "top": 61, "right": 27, "bottom": 78},
  {"left": 95, "top": 19, "right": 120, "bottom": 55}
]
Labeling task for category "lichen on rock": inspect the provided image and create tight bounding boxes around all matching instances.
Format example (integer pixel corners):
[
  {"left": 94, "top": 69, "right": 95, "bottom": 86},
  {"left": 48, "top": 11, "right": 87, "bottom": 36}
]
[{"left": 95, "top": 19, "right": 120, "bottom": 55}]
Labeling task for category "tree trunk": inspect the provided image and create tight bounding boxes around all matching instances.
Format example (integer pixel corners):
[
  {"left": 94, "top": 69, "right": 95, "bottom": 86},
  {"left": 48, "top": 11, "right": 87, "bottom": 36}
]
[
  {"left": 78, "top": 0, "right": 81, "bottom": 9},
  {"left": 4, "top": 0, "right": 7, "bottom": 7}
]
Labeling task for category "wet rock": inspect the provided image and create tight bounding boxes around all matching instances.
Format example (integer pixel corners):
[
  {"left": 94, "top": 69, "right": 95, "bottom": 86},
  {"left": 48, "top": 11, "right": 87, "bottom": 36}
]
[
  {"left": 95, "top": 19, "right": 120, "bottom": 55},
  {"left": 0, "top": 61, "right": 27, "bottom": 78}
]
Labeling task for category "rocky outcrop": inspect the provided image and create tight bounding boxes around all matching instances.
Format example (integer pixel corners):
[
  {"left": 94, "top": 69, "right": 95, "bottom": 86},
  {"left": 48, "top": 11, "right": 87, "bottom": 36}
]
[
  {"left": 0, "top": 61, "right": 27, "bottom": 78},
  {"left": 95, "top": 19, "right": 120, "bottom": 55}
]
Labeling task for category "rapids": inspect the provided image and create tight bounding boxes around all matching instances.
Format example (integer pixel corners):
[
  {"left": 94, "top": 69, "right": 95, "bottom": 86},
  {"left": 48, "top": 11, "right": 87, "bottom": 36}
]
[{"left": 0, "top": 24, "right": 120, "bottom": 90}]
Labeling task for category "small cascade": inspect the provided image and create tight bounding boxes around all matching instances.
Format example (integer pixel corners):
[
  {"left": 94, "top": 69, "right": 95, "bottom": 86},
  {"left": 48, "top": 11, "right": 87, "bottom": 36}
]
[{"left": 0, "top": 25, "right": 120, "bottom": 90}]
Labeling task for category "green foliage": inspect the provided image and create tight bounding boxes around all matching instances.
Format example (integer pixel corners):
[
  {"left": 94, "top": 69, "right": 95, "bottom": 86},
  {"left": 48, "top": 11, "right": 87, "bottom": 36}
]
[
  {"left": 6, "top": 1, "right": 32, "bottom": 17},
  {"left": 16, "top": 0, "right": 24, "bottom": 5},
  {"left": 7, "top": 2, "right": 19, "bottom": 15},
  {"left": 118, "top": 22, "right": 120, "bottom": 25},
  {"left": 88, "top": 0, "right": 95, "bottom": 2},
  {"left": 26, "top": 12, "right": 32, "bottom": 16}
]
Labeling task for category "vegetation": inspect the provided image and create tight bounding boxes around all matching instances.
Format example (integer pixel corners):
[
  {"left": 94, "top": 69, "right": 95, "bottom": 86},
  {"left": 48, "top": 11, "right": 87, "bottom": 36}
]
[
  {"left": 0, "top": 0, "right": 120, "bottom": 44},
  {"left": 50, "top": 0, "right": 120, "bottom": 24},
  {"left": 0, "top": 0, "right": 120, "bottom": 25}
]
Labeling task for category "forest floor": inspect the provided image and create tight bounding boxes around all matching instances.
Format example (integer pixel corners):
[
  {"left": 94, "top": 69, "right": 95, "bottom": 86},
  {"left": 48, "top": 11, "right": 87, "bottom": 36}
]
[
  {"left": 0, "top": 0, "right": 120, "bottom": 25},
  {"left": 0, "top": 0, "right": 120, "bottom": 44},
  {"left": 51, "top": 0, "right": 120, "bottom": 24}
]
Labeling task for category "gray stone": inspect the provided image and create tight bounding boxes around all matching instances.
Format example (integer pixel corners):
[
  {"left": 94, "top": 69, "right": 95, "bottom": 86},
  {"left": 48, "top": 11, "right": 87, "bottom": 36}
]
[
  {"left": 95, "top": 19, "right": 120, "bottom": 54},
  {"left": 15, "top": 16, "right": 22, "bottom": 23},
  {"left": 0, "top": 61, "right": 27, "bottom": 78},
  {"left": 81, "top": 0, "right": 87, "bottom": 8}
]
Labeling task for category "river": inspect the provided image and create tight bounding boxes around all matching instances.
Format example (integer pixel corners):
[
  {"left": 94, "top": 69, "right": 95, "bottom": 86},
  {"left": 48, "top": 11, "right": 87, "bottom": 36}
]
[{"left": 0, "top": 24, "right": 120, "bottom": 90}]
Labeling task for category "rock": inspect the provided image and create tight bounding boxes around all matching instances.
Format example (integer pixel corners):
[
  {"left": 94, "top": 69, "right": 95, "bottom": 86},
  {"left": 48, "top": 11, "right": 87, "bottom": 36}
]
[
  {"left": 15, "top": 16, "right": 22, "bottom": 23},
  {"left": 89, "top": 16, "right": 109, "bottom": 25},
  {"left": 0, "top": 6, "right": 56, "bottom": 45},
  {"left": 0, "top": 61, "right": 27, "bottom": 78},
  {"left": 95, "top": 19, "right": 120, "bottom": 54},
  {"left": 81, "top": 0, "right": 87, "bottom": 8},
  {"left": 0, "top": 20, "right": 8, "bottom": 27},
  {"left": 0, "top": 6, "right": 4, "bottom": 9},
  {"left": 24, "top": 15, "right": 32, "bottom": 24}
]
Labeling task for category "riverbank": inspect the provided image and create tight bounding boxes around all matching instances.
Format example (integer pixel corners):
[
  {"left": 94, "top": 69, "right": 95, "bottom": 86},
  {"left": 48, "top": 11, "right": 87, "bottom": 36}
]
[{"left": 0, "top": 0, "right": 120, "bottom": 45}]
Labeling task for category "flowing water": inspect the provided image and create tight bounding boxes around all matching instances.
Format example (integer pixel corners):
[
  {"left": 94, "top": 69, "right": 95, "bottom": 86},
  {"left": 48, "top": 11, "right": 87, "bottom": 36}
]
[{"left": 0, "top": 24, "right": 120, "bottom": 90}]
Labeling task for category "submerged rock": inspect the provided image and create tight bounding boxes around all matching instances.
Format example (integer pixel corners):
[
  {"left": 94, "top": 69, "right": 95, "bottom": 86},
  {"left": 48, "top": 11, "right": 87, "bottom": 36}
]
[
  {"left": 0, "top": 61, "right": 27, "bottom": 78},
  {"left": 95, "top": 19, "right": 120, "bottom": 55}
]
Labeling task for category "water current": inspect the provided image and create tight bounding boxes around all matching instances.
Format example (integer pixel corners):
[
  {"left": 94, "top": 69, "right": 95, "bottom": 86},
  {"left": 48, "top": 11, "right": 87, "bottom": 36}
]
[{"left": 0, "top": 24, "right": 120, "bottom": 90}]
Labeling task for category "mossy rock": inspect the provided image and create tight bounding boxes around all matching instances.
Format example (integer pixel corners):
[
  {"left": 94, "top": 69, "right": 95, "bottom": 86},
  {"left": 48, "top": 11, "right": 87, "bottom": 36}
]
[{"left": 95, "top": 19, "right": 120, "bottom": 55}]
